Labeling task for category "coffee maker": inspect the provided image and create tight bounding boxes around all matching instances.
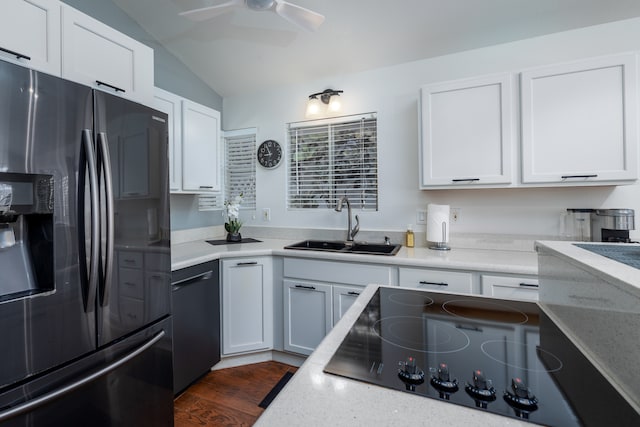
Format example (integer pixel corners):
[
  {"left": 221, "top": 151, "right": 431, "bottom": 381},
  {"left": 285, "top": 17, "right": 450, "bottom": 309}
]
[{"left": 566, "top": 208, "right": 635, "bottom": 243}]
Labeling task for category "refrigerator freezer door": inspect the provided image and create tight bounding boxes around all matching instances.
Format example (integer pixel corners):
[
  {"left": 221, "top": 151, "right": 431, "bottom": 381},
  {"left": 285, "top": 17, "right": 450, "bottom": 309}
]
[
  {"left": 0, "top": 61, "right": 96, "bottom": 388},
  {"left": 0, "top": 317, "right": 173, "bottom": 426},
  {"left": 93, "top": 91, "right": 171, "bottom": 346}
]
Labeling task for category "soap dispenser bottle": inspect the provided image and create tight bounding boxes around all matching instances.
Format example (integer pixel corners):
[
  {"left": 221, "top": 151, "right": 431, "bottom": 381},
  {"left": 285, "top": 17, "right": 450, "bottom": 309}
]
[{"left": 406, "top": 224, "right": 415, "bottom": 248}]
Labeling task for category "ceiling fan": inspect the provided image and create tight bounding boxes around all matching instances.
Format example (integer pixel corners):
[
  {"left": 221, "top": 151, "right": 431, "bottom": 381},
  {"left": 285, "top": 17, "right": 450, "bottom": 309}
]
[{"left": 179, "top": 0, "right": 325, "bottom": 32}]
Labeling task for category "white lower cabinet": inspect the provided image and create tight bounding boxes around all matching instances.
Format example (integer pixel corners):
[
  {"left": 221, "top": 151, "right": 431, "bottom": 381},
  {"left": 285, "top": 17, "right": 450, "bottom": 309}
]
[
  {"left": 283, "top": 280, "right": 332, "bottom": 356},
  {"left": 481, "top": 274, "right": 539, "bottom": 301},
  {"left": 332, "top": 285, "right": 363, "bottom": 325},
  {"left": 398, "top": 267, "right": 474, "bottom": 294},
  {"left": 481, "top": 274, "right": 538, "bottom": 301},
  {"left": 221, "top": 257, "right": 273, "bottom": 355},
  {"left": 282, "top": 257, "right": 393, "bottom": 355}
]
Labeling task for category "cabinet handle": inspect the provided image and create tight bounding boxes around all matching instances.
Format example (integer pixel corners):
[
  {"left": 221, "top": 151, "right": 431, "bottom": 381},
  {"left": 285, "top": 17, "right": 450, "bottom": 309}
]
[
  {"left": 347, "top": 291, "right": 361, "bottom": 296},
  {"left": 172, "top": 270, "right": 213, "bottom": 287},
  {"left": 0, "top": 46, "right": 30, "bottom": 61},
  {"left": 561, "top": 174, "right": 597, "bottom": 179},
  {"left": 96, "top": 80, "right": 125, "bottom": 93},
  {"left": 451, "top": 178, "right": 480, "bottom": 182},
  {"left": 199, "top": 185, "right": 214, "bottom": 189},
  {"left": 236, "top": 261, "right": 258, "bottom": 266},
  {"left": 456, "top": 324, "right": 482, "bottom": 332},
  {"left": 295, "top": 284, "right": 316, "bottom": 290},
  {"left": 519, "top": 282, "right": 539, "bottom": 288},
  {"left": 419, "top": 281, "right": 448, "bottom": 286}
]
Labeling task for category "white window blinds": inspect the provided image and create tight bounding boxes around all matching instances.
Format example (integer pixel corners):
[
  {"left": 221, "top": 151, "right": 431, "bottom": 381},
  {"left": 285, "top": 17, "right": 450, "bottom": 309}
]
[
  {"left": 287, "top": 113, "right": 378, "bottom": 210},
  {"left": 225, "top": 130, "right": 256, "bottom": 209}
]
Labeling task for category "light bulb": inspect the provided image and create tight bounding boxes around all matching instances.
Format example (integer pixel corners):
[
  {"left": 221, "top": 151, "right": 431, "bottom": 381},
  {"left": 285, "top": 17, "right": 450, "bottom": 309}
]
[
  {"left": 327, "top": 94, "right": 341, "bottom": 113},
  {"left": 306, "top": 96, "right": 322, "bottom": 117}
]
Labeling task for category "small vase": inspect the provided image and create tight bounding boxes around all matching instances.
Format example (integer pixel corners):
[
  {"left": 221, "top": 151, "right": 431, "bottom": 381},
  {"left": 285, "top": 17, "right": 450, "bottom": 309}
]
[{"left": 226, "top": 232, "right": 242, "bottom": 242}]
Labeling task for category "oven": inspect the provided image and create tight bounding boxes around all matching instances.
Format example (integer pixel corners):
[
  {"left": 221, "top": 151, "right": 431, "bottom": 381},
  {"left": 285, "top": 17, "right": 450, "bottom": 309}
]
[{"left": 324, "top": 287, "right": 639, "bottom": 426}]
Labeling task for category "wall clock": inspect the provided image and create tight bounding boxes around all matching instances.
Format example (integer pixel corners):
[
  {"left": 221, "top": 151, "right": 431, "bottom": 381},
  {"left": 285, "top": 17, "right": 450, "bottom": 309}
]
[{"left": 257, "top": 139, "right": 283, "bottom": 169}]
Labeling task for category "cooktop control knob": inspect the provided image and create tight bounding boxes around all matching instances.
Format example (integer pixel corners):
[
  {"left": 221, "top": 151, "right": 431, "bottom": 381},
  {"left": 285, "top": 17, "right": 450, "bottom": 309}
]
[
  {"left": 465, "top": 370, "right": 497, "bottom": 406},
  {"left": 429, "top": 363, "right": 459, "bottom": 397},
  {"left": 503, "top": 377, "right": 539, "bottom": 417},
  {"left": 398, "top": 357, "right": 425, "bottom": 390}
]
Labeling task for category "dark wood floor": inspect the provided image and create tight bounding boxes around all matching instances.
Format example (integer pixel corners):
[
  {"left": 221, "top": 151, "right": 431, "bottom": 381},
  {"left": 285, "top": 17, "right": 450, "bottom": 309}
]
[{"left": 174, "top": 361, "right": 297, "bottom": 426}]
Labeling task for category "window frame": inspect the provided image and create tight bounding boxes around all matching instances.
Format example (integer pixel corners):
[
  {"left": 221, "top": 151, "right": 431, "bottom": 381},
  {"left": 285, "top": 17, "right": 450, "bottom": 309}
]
[{"left": 286, "top": 113, "right": 378, "bottom": 211}]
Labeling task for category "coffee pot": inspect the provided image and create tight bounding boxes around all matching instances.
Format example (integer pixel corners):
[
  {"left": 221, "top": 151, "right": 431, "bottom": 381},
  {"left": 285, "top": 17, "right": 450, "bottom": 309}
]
[{"left": 564, "top": 208, "right": 635, "bottom": 242}]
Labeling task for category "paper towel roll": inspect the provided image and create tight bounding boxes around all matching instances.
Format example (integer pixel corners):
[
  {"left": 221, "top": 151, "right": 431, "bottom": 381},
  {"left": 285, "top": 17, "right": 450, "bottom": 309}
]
[{"left": 427, "top": 204, "right": 450, "bottom": 243}]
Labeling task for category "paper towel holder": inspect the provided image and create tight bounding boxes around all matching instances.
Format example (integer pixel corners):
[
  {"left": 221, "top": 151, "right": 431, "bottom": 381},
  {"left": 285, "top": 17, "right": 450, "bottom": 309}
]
[{"left": 428, "top": 222, "right": 451, "bottom": 251}]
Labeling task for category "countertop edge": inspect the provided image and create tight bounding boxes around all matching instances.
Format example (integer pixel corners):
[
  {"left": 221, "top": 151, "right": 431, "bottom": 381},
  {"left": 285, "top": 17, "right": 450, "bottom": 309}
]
[{"left": 171, "top": 238, "right": 538, "bottom": 275}]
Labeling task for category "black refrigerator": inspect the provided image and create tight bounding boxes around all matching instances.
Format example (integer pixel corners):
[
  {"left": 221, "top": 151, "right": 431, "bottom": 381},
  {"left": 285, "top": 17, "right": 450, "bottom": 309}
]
[{"left": 0, "top": 59, "right": 173, "bottom": 425}]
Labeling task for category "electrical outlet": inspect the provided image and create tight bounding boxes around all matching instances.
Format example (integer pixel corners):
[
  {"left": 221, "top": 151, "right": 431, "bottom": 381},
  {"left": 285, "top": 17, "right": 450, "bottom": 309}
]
[
  {"left": 416, "top": 210, "right": 427, "bottom": 225},
  {"left": 262, "top": 208, "right": 271, "bottom": 222},
  {"left": 451, "top": 208, "right": 461, "bottom": 223}
]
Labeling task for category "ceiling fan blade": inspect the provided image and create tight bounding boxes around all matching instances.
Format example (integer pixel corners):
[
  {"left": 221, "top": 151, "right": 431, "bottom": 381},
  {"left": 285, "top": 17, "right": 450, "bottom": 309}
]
[
  {"left": 179, "top": 0, "right": 244, "bottom": 22},
  {"left": 274, "top": 0, "right": 325, "bottom": 32}
]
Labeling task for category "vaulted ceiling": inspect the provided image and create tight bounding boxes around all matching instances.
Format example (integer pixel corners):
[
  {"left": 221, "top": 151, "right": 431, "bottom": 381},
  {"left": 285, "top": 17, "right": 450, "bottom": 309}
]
[{"left": 115, "top": 0, "right": 640, "bottom": 97}]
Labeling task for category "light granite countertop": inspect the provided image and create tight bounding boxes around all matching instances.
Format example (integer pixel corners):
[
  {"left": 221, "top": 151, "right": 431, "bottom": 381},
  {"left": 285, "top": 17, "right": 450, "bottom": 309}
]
[
  {"left": 534, "top": 240, "right": 640, "bottom": 294},
  {"left": 254, "top": 283, "right": 530, "bottom": 427},
  {"left": 171, "top": 237, "right": 538, "bottom": 275}
]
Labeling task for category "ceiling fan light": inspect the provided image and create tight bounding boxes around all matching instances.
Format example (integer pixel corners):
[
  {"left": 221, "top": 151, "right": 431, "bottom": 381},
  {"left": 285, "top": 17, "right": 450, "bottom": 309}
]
[{"left": 306, "top": 96, "right": 322, "bottom": 117}]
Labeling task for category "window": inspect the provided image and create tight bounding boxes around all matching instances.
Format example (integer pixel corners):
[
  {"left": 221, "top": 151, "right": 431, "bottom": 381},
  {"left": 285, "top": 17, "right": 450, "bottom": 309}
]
[
  {"left": 224, "top": 129, "right": 256, "bottom": 209},
  {"left": 287, "top": 113, "right": 378, "bottom": 210}
]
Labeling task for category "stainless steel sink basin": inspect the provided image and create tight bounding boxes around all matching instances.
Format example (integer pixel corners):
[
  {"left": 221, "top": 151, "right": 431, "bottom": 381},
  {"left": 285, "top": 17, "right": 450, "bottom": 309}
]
[{"left": 284, "top": 240, "right": 401, "bottom": 256}]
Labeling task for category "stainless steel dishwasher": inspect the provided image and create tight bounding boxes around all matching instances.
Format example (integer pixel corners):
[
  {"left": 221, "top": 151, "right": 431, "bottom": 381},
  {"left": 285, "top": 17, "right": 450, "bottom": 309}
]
[{"left": 171, "top": 260, "right": 220, "bottom": 395}]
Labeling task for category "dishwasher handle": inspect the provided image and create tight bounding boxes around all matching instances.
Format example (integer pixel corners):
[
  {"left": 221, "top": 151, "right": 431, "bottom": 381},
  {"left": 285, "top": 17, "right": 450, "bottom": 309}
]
[{"left": 172, "top": 270, "right": 213, "bottom": 289}]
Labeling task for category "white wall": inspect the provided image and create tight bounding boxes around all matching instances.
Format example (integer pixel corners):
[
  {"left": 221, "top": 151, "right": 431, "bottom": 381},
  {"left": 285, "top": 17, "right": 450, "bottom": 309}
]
[{"left": 223, "top": 17, "right": 640, "bottom": 240}]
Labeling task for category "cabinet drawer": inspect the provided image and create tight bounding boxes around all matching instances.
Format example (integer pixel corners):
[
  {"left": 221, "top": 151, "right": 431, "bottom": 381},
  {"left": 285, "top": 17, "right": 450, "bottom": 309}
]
[
  {"left": 399, "top": 268, "right": 473, "bottom": 294},
  {"left": 119, "top": 251, "right": 143, "bottom": 269},
  {"left": 284, "top": 258, "right": 393, "bottom": 286},
  {"left": 482, "top": 275, "right": 539, "bottom": 301},
  {"left": 119, "top": 268, "right": 144, "bottom": 299}
]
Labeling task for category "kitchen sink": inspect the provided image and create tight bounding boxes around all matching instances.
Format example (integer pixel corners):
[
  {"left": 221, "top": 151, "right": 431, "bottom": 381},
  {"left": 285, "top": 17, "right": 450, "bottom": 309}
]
[{"left": 284, "top": 240, "right": 401, "bottom": 256}]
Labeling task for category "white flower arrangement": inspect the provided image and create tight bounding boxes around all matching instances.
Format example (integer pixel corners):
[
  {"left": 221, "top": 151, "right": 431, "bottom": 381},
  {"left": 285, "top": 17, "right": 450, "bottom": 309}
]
[{"left": 224, "top": 193, "right": 243, "bottom": 234}]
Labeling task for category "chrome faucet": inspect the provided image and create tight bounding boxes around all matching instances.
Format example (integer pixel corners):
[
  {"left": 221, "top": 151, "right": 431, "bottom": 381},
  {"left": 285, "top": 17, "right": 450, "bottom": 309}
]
[{"left": 335, "top": 195, "right": 360, "bottom": 242}]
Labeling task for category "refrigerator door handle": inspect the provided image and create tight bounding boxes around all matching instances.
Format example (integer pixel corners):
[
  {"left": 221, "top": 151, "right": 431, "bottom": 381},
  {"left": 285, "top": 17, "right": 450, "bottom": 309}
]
[
  {"left": 81, "top": 129, "right": 99, "bottom": 313},
  {"left": 97, "top": 132, "right": 115, "bottom": 307},
  {"left": 0, "top": 330, "right": 166, "bottom": 423}
]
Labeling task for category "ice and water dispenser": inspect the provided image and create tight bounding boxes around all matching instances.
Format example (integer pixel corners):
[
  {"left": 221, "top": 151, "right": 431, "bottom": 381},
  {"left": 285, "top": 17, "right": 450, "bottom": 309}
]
[
  {"left": 565, "top": 208, "right": 635, "bottom": 243},
  {"left": 0, "top": 172, "right": 54, "bottom": 301}
]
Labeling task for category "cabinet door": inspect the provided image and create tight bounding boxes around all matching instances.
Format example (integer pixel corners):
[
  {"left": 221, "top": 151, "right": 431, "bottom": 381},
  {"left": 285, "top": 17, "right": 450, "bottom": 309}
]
[
  {"left": 181, "top": 100, "right": 221, "bottom": 193},
  {"left": 420, "top": 74, "right": 514, "bottom": 188},
  {"left": 153, "top": 88, "right": 182, "bottom": 191},
  {"left": 521, "top": 53, "right": 638, "bottom": 184},
  {"left": 399, "top": 267, "right": 474, "bottom": 294},
  {"left": 481, "top": 274, "right": 539, "bottom": 301},
  {"left": 332, "top": 285, "right": 362, "bottom": 325},
  {"left": 283, "top": 280, "right": 332, "bottom": 355},
  {"left": 222, "top": 259, "right": 273, "bottom": 354},
  {"left": 61, "top": 4, "right": 154, "bottom": 105},
  {"left": 0, "top": 0, "right": 61, "bottom": 75}
]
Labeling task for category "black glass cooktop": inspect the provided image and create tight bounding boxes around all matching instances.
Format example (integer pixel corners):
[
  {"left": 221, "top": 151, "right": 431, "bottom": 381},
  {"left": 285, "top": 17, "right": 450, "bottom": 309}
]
[{"left": 324, "top": 288, "right": 639, "bottom": 426}]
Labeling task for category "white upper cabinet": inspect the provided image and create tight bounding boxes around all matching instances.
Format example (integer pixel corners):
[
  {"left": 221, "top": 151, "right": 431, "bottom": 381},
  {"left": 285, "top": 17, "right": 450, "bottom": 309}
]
[
  {"left": 61, "top": 4, "right": 154, "bottom": 105},
  {"left": 419, "top": 74, "right": 514, "bottom": 188},
  {"left": 0, "top": 0, "right": 61, "bottom": 75},
  {"left": 153, "top": 88, "right": 182, "bottom": 191},
  {"left": 181, "top": 100, "right": 221, "bottom": 193},
  {"left": 520, "top": 53, "right": 638, "bottom": 185}
]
